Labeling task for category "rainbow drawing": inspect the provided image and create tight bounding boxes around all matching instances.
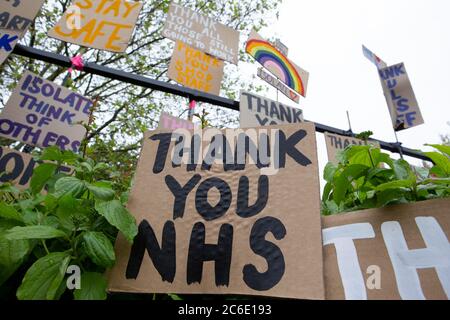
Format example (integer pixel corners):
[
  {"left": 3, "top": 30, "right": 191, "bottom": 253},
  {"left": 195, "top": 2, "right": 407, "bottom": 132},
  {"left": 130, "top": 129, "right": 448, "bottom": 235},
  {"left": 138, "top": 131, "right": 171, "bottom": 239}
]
[{"left": 246, "top": 37, "right": 307, "bottom": 97}]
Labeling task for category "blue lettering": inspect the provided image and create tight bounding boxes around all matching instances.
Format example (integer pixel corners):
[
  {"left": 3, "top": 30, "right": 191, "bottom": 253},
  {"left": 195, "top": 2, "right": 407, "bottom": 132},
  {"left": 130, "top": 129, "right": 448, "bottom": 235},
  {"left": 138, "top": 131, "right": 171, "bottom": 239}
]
[{"left": 0, "top": 33, "right": 18, "bottom": 51}]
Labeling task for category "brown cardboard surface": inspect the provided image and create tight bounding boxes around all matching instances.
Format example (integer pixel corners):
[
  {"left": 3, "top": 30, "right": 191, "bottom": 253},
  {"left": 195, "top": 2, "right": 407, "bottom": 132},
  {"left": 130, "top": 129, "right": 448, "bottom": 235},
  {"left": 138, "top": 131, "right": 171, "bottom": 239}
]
[
  {"left": 0, "top": 0, "right": 45, "bottom": 65},
  {"left": 162, "top": 2, "right": 240, "bottom": 64},
  {"left": 240, "top": 91, "right": 303, "bottom": 128},
  {"left": 323, "top": 198, "right": 450, "bottom": 300},
  {"left": 48, "top": 0, "right": 143, "bottom": 53},
  {"left": 108, "top": 123, "right": 325, "bottom": 299},
  {"left": 168, "top": 41, "right": 224, "bottom": 95},
  {"left": 324, "top": 132, "right": 381, "bottom": 164},
  {"left": 0, "top": 71, "right": 92, "bottom": 152},
  {"left": 379, "top": 63, "right": 424, "bottom": 131}
]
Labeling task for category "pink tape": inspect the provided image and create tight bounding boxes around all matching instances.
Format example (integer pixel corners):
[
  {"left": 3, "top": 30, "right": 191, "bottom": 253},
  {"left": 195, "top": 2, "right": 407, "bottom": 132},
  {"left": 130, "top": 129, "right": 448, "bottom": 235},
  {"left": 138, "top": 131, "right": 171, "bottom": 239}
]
[
  {"left": 189, "top": 100, "right": 196, "bottom": 110},
  {"left": 68, "top": 55, "right": 84, "bottom": 74}
]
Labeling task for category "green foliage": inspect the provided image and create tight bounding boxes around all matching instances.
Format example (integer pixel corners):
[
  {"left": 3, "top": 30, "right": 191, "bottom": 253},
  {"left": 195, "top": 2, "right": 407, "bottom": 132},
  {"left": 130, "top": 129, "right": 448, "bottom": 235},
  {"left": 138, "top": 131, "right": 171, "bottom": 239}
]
[
  {"left": 0, "top": 147, "right": 137, "bottom": 300},
  {"left": 322, "top": 144, "right": 450, "bottom": 215}
]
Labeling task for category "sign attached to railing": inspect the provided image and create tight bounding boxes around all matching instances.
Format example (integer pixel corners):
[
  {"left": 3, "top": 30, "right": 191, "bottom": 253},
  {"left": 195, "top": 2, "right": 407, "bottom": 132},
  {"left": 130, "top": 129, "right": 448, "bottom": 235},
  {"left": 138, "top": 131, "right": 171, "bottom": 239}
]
[
  {"left": 162, "top": 2, "right": 240, "bottom": 64},
  {"left": 158, "top": 112, "right": 198, "bottom": 131},
  {"left": 168, "top": 41, "right": 224, "bottom": 95},
  {"left": 239, "top": 91, "right": 303, "bottom": 128},
  {"left": 48, "top": 0, "right": 143, "bottom": 52},
  {"left": 324, "top": 132, "right": 381, "bottom": 164},
  {"left": 323, "top": 198, "right": 450, "bottom": 300},
  {"left": 0, "top": 0, "right": 45, "bottom": 65},
  {"left": 109, "top": 123, "right": 325, "bottom": 299},
  {"left": 0, "top": 71, "right": 92, "bottom": 152}
]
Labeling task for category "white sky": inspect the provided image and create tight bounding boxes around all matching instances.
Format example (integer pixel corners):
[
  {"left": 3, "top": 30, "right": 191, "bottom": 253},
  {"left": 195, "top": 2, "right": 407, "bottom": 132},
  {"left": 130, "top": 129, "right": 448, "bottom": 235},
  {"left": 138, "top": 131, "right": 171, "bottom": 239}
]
[{"left": 251, "top": 0, "right": 450, "bottom": 188}]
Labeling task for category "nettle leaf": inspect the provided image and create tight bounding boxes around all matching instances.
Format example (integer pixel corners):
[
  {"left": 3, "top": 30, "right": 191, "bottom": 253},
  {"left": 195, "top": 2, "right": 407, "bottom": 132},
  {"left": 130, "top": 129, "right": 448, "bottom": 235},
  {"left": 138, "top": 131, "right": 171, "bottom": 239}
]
[
  {"left": 17, "top": 252, "right": 71, "bottom": 300},
  {"left": 374, "top": 180, "right": 414, "bottom": 192},
  {"left": 426, "top": 144, "right": 450, "bottom": 157},
  {"left": 30, "top": 163, "right": 58, "bottom": 194},
  {"left": 5, "top": 225, "right": 68, "bottom": 240},
  {"left": 0, "top": 202, "right": 22, "bottom": 222},
  {"left": 95, "top": 200, "right": 137, "bottom": 243},
  {"left": 83, "top": 231, "right": 115, "bottom": 268},
  {"left": 0, "top": 220, "right": 30, "bottom": 286},
  {"left": 87, "top": 184, "right": 115, "bottom": 201},
  {"left": 425, "top": 152, "right": 450, "bottom": 176},
  {"left": 73, "top": 272, "right": 107, "bottom": 300},
  {"left": 55, "top": 177, "right": 86, "bottom": 198}
]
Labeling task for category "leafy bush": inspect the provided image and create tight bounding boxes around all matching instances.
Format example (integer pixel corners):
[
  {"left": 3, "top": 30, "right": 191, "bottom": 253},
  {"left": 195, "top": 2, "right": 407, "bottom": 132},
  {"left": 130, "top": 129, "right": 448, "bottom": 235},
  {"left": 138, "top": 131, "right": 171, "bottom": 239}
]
[
  {"left": 0, "top": 147, "right": 137, "bottom": 300},
  {"left": 321, "top": 144, "right": 450, "bottom": 215}
]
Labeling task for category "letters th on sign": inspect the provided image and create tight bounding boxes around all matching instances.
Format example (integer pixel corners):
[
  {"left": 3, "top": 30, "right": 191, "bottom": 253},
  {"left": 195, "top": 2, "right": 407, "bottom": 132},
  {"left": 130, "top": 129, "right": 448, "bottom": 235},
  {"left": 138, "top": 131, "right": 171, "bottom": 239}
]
[
  {"left": 323, "top": 198, "right": 450, "bottom": 300},
  {"left": 108, "top": 123, "right": 324, "bottom": 299},
  {"left": 48, "top": 0, "right": 143, "bottom": 53},
  {"left": 240, "top": 91, "right": 303, "bottom": 128},
  {"left": 0, "top": 71, "right": 92, "bottom": 152},
  {"left": 0, "top": 0, "right": 45, "bottom": 65},
  {"left": 324, "top": 132, "right": 380, "bottom": 164},
  {"left": 379, "top": 63, "right": 424, "bottom": 131},
  {"left": 158, "top": 112, "right": 198, "bottom": 131},
  {"left": 168, "top": 41, "right": 224, "bottom": 95},
  {"left": 162, "top": 2, "right": 240, "bottom": 64}
]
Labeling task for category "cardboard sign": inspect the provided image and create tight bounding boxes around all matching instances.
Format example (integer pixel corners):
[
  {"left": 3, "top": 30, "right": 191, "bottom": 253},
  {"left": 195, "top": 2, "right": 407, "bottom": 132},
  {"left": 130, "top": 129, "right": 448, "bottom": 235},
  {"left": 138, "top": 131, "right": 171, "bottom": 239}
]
[
  {"left": 0, "top": 71, "right": 92, "bottom": 152},
  {"left": 158, "top": 112, "right": 198, "bottom": 131},
  {"left": 257, "top": 68, "right": 300, "bottom": 104},
  {"left": 168, "top": 41, "right": 224, "bottom": 95},
  {"left": 246, "top": 30, "right": 309, "bottom": 97},
  {"left": 239, "top": 91, "right": 303, "bottom": 128},
  {"left": 0, "top": 146, "right": 72, "bottom": 190},
  {"left": 324, "top": 132, "right": 381, "bottom": 164},
  {"left": 0, "top": 0, "right": 45, "bottom": 65},
  {"left": 48, "top": 0, "right": 143, "bottom": 53},
  {"left": 323, "top": 198, "right": 450, "bottom": 300},
  {"left": 162, "top": 2, "right": 240, "bottom": 64},
  {"left": 108, "top": 123, "right": 325, "bottom": 299},
  {"left": 379, "top": 63, "right": 424, "bottom": 131}
]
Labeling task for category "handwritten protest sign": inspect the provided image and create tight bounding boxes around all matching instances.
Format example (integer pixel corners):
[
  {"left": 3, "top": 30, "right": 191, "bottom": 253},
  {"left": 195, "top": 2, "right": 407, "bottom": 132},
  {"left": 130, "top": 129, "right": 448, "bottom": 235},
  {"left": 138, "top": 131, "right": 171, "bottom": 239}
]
[
  {"left": 108, "top": 123, "right": 324, "bottom": 299},
  {"left": 240, "top": 91, "right": 303, "bottom": 128},
  {"left": 162, "top": 2, "right": 240, "bottom": 64},
  {"left": 0, "top": 0, "right": 45, "bottom": 65},
  {"left": 0, "top": 71, "right": 92, "bottom": 152},
  {"left": 246, "top": 30, "right": 309, "bottom": 97},
  {"left": 158, "top": 112, "right": 198, "bottom": 131},
  {"left": 48, "top": 0, "right": 143, "bottom": 53},
  {"left": 323, "top": 198, "right": 450, "bottom": 300},
  {"left": 379, "top": 63, "right": 424, "bottom": 131},
  {"left": 168, "top": 41, "right": 224, "bottom": 95},
  {"left": 0, "top": 146, "right": 72, "bottom": 190},
  {"left": 324, "top": 132, "right": 381, "bottom": 164}
]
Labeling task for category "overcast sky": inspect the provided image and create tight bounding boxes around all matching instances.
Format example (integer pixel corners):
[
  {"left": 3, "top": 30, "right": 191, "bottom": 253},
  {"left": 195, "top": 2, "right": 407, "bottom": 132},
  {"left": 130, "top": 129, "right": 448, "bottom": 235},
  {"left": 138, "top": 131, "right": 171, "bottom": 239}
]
[{"left": 251, "top": 0, "right": 450, "bottom": 185}]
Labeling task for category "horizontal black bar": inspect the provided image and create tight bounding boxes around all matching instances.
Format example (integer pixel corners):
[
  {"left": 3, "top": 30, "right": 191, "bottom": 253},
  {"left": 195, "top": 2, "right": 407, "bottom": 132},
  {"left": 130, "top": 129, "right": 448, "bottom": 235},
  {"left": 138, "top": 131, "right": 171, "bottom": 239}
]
[{"left": 12, "top": 44, "right": 430, "bottom": 162}]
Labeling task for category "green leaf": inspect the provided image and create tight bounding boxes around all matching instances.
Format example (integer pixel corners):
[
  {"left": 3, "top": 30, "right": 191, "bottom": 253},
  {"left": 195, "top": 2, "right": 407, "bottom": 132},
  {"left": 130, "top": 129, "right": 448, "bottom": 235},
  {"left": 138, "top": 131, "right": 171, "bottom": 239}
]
[
  {"left": 168, "top": 293, "right": 183, "bottom": 300},
  {"left": 425, "top": 152, "right": 450, "bottom": 176},
  {"left": 0, "top": 220, "right": 30, "bottom": 286},
  {"left": 30, "top": 163, "right": 58, "bottom": 194},
  {"left": 0, "top": 202, "right": 22, "bottom": 222},
  {"left": 17, "top": 252, "right": 71, "bottom": 300},
  {"left": 333, "top": 165, "right": 369, "bottom": 204},
  {"left": 55, "top": 177, "right": 86, "bottom": 197},
  {"left": 83, "top": 231, "right": 115, "bottom": 268},
  {"left": 374, "top": 180, "right": 414, "bottom": 192},
  {"left": 426, "top": 144, "right": 450, "bottom": 157},
  {"left": 39, "top": 146, "right": 62, "bottom": 162},
  {"left": 323, "top": 163, "right": 337, "bottom": 183},
  {"left": 73, "top": 272, "right": 107, "bottom": 300},
  {"left": 87, "top": 184, "right": 115, "bottom": 201},
  {"left": 5, "top": 225, "right": 67, "bottom": 240},
  {"left": 393, "top": 159, "right": 415, "bottom": 181},
  {"left": 376, "top": 189, "right": 407, "bottom": 207},
  {"left": 95, "top": 200, "right": 137, "bottom": 243}
]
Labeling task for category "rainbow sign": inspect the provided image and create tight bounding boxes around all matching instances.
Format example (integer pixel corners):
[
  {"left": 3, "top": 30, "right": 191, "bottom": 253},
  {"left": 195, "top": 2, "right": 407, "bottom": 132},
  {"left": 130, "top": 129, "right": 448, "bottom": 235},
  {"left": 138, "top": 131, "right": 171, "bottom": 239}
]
[{"left": 245, "top": 31, "right": 308, "bottom": 97}]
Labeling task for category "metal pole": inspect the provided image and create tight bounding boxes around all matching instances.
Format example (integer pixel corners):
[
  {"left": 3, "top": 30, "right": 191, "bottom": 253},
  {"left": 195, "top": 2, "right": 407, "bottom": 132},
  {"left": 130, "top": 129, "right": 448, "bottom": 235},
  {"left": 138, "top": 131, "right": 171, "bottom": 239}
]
[{"left": 11, "top": 44, "right": 431, "bottom": 162}]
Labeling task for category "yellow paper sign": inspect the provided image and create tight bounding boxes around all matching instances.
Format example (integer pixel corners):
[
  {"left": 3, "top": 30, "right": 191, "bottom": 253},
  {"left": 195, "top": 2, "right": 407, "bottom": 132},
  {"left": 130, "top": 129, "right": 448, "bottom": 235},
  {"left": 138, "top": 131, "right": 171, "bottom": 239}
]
[{"left": 48, "top": 0, "right": 143, "bottom": 53}]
